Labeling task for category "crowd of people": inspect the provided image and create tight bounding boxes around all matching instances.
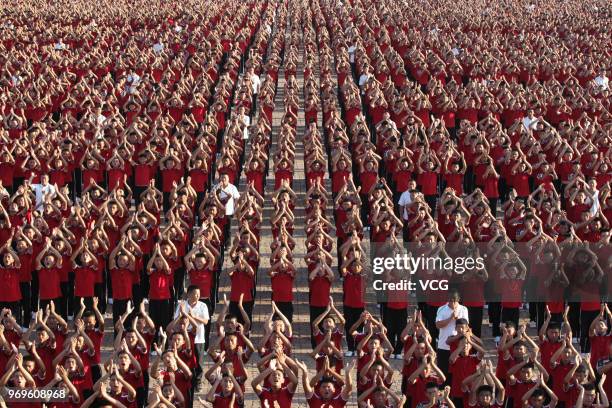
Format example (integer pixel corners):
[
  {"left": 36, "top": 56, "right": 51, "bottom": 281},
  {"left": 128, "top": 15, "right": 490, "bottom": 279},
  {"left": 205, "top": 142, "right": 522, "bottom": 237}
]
[{"left": 0, "top": 0, "right": 610, "bottom": 406}]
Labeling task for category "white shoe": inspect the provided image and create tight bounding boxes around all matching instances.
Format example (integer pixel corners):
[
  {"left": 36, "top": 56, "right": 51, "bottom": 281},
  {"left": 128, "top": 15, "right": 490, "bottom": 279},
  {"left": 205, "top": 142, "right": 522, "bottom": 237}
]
[
  {"left": 108, "top": 298, "right": 114, "bottom": 305},
  {"left": 494, "top": 336, "right": 500, "bottom": 347},
  {"left": 529, "top": 321, "right": 536, "bottom": 328},
  {"left": 395, "top": 354, "right": 403, "bottom": 360},
  {"left": 344, "top": 351, "right": 353, "bottom": 357},
  {"left": 572, "top": 337, "right": 578, "bottom": 344},
  {"left": 67, "top": 315, "right": 74, "bottom": 321}
]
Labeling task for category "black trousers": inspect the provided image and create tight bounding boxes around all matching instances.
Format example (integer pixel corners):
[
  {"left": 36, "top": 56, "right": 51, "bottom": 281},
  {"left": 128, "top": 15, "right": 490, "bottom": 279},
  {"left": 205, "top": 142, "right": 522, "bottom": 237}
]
[
  {"left": 467, "top": 306, "right": 484, "bottom": 338},
  {"left": 19, "top": 282, "right": 31, "bottom": 326},
  {"left": 489, "top": 302, "right": 502, "bottom": 337},
  {"left": 274, "top": 301, "right": 293, "bottom": 323},
  {"left": 436, "top": 348, "right": 451, "bottom": 385},
  {"left": 384, "top": 307, "right": 408, "bottom": 354},
  {"left": 229, "top": 300, "right": 254, "bottom": 325},
  {"left": 309, "top": 305, "right": 327, "bottom": 349},
  {"left": 149, "top": 299, "right": 171, "bottom": 333},
  {"left": 344, "top": 306, "right": 364, "bottom": 352},
  {"left": 201, "top": 297, "right": 214, "bottom": 347},
  {"left": 423, "top": 304, "right": 439, "bottom": 344},
  {"left": 112, "top": 299, "right": 129, "bottom": 334},
  {"left": 501, "top": 307, "right": 520, "bottom": 329}
]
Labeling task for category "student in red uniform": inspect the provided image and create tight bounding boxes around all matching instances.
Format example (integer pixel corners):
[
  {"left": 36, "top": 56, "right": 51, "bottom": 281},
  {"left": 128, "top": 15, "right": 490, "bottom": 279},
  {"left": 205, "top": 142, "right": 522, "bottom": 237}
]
[
  {"left": 146, "top": 243, "right": 173, "bottom": 332},
  {"left": 35, "top": 237, "right": 63, "bottom": 310},
  {"left": 0, "top": 352, "right": 42, "bottom": 408},
  {"left": 520, "top": 375, "right": 559, "bottom": 408},
  {"left": 204, "top": 372, "right": 244, "bottom": 408},
  {"left": 252, "top": 361, "right": 298, "bottom": 408},
  {"left": 589, "top": 306, "right": 612, "bottom": 368},
  {"left": 71, "top": 239, "right": 98, "bottom": 310},
  {"left": 449, "top": 334, "right": 485, "bottom": 408},
  {"left": 407, "top": 355, "right": 446, "bottom": 408},
  {"left": 151, "top": 348, "right": 193, "bottom": 407},
  {"left": 0, "top": 235, "right": 22, "bottom": 318},
  {"left": 75, "top": 297, "right": 105, "bottom": 384},
  {"left": 108, "top": 239, "right": 136, "bottom": 327},
  {"left": 269, "top": 249, "right": 296, "bottom": 322}
]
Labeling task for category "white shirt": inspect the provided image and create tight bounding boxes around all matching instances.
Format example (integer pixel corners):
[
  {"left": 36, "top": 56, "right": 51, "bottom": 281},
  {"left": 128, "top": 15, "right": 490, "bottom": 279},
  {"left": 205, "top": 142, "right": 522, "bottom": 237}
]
[
  {"left": 214, "top": 183, "right": 240, "bottom": 215},
  {"left": 358, "top": 73, "right": 371, "bottom": 88},
  {"left": 590, "top": 189, "right": 600, "bottom": 216},
  {"left": 242, "top": 115, "right": 251, "bottom": 140},
  {"left": 348, "top": 45, "right": 356, "bottom": 63},
  {"left": 522, "top": 116, "right": 538, "bottom": 131},
  {"left": 54, "top": 42, "right": 65, "bottom": 50},
  {"left": 153, "top": 42, "right": 164, "bottom": 54},
  {"left": 174, "top": 25, "right": 183, "bottom": 33},
  {"left": 398, "top": 191, "right": 413, "bottom": 221},
  {"left": 250, "top": 73, "right": 261, "bottom": 94},
  {"left": 32, "top": 183, "right": 56, "bottom": 210},
  {"left": 435, "top": 303, "right": 469, "bottom": 350},
  {"left": 174, "top": 301, "right": 209, "bottom": 345},
  {"left": 595, "top": 75, "right": 609, "bottom": 90}
]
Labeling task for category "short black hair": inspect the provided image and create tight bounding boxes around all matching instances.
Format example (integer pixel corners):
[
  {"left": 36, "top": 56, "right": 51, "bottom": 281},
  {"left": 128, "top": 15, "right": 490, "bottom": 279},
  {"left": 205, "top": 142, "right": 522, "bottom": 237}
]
[
  {"left": 477, "top": 385, "right": 494, "bottom": 395},
  {"left": 187, "top": 285, "right": 200, "bottom": 293},
  {"left": 456, "top": 318, "right": 469, "bottom": 326},
  {"left": 426, "top": 382, "right": 440, "bottom": 391}
]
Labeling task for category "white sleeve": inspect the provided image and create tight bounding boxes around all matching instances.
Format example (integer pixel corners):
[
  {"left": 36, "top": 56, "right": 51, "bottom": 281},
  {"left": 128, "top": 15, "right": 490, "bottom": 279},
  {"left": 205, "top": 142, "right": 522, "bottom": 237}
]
[
  {"left": 461, "top": 307, "right": 469, "bottom": 322},
  {"left": 398, "top": 194, "right": 408, "bottom": 206},
  {"left": 201, "top": 303, "right": 210, "bottom": 321},
  {"left": 435, "top": 306, "right": 446, "bottom": 323}
]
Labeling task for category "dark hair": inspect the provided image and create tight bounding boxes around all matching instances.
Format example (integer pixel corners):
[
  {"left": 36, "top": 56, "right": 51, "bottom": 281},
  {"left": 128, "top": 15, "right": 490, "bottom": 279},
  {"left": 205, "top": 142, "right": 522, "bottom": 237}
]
[
  {"left": 426, "top": 382, "right": 440, "bottom": 391},
  {"left": 187, "top": 285, "right": 200, "bottom": 293},
  {"left": 456, "top": 318, "right": 469, "bottom": 326},
  {"left": 583, "top": 383, "right": 597, "bottom": 392},
  {"left": 547, "top": 322, "right": 561, "bottom": 331},
  {"left": 504, "top": 321, "right": 517, "bottom": 329},
  {"left": 477, "top": 385, "right": 494, "bottom": 395},
  {"left": 522, "top": 362, "right": 535, "bottom": 370},
  {"left": 531, "top": 389, "right": 546, "bottom": 399},
  {"left": 82, "top": 310, "right": 96, "bottom": 319}
]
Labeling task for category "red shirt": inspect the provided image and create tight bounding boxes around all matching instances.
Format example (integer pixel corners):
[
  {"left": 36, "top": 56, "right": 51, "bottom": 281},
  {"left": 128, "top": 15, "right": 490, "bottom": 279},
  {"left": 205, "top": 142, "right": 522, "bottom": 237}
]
[
  {"left": 74, "top": 266, "right": 96, "bottom": 297},
  {"left": 418, "top": 171, "right": 438, "bottom": 195},
  {"left": 230, "top": 270, "right": 254, "bottom": 302},
  {"left": 308, "top": 393, "right": 347, "bottom": 407},
  {"left": 450, "top": 354, "right": 481, "bottom": 397},
  {"left": 161, "top": 168, "right": 183, "bottom": 192},
  {"left": 110, "top": 268, "right": 133, "bottom": 300},
  {"left": 271, "top": 272, "right": 294, "bottom": 302},
  {"left": 343, "top": 274, "right": 365, "bottom": 308},
  {"left": 509, "top": 380, "right": 537, "bottom": 408},
  {"left": 258, "top": 387, "right": 294, "bottom": 408},
  {"left": 590, "top": 335, "right": 612, "bottom": 369},
  {"left": 85, "top": 328, "right": 103, "bottom": 364},
  {"left": 0, "top": 267, "right": 21, "bottom": 302},
  {"left": 134, "top": 164, "right": 154, "bottom": 187},
  {"left": 38, "top": 267, "right": 61, "bottom": 299},
  {"left": 189, "top": 268, "right": 213, "bottom": 299},
  {"left": 148, "top": 269, "right": 172, "bottom": 300},
  {"left": 551, "top": 361, "right": 574, "bottom": 402},
  {"left": 539, "top": 339, "right": 563, "bottom": 374},
  {"left": 213, "top": 393, "right": 241, "bottom": 408},
  {"left": 309, "top": 276, "right": 331, "bottom": 307}
]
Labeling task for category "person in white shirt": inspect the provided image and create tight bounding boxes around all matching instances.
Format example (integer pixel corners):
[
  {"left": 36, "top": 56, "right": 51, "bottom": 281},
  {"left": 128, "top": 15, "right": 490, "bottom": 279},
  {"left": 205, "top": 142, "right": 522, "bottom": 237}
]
[
  {"left": 174, "top": 285, "right": 210, "bottom": 379},
  {"left": 398, "top": 180, "right": 418, "bottom": 240},
  {"left": 54, "top": 39, "right": 66, "bottom": 50},
  {"left": 522, "top": 109, "right": 538, "bottom": 131},
  {"left": 594, "top": 68, "right": 609, "bottom": 91},
  {"left": 358, "top": 66, "right": 372, "bottom": 92},
  {"left": 31, "top": 174, "right": 56, "bottom": 210},
  {"left": 214, "top": 173, "right": 240, "bottom": 216},
  {"left": 152, "top": 39, "right": 164, "bottom": 54},
  {"left": 248, "top": 69, "right": 261, "bottom": 116},
  {"left": 435, "top": 291, "right": 469, "bottom": 377},
  {"left": 126, "top": 70, "right": 141, "bottom": 95}
]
